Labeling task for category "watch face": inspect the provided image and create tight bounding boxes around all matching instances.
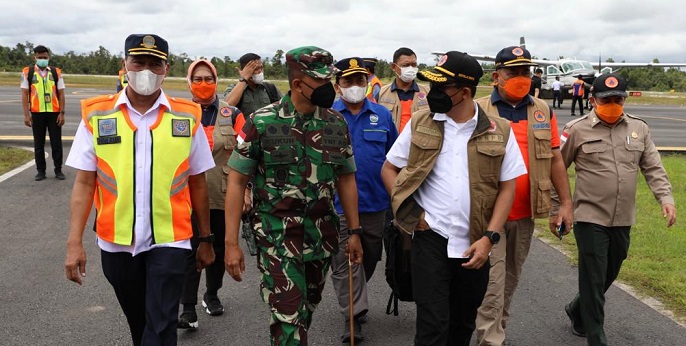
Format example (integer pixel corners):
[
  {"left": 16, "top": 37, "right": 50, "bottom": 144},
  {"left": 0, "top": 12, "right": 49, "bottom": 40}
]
[{"left": 492, "top": 232, "right": 500, "bottom": 243}]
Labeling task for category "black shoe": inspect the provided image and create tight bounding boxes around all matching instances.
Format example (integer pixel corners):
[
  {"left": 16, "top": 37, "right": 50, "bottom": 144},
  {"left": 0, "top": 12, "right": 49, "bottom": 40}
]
[
  {"left": 357, "top": 314, "right": 368, "bottom": 324},
  {"left": 565, "top": 303, "right": 586, "bottom": 337},
  {"left": 55, "top": 170, "right": 65, "bottom": 180},
  {"left": 35, "top": 172, "right": 46, "bottom": 181},
  {"left": 570, "top": 113, "right": 576, "bottom": 116},
  {"left": 202, "top": 293, "right": 224, "bottom": 316},
  {"left": 341, "top": 317, "right": 363, "bottom": 343},
  {"left": 178, "top": 310, "right": 198, "bottom": 329}
]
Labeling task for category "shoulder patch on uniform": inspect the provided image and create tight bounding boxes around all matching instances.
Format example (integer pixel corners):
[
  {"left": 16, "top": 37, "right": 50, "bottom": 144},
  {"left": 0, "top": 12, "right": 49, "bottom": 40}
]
[{"left": 220, "top": 106, "right": 233, "bottom": 117}]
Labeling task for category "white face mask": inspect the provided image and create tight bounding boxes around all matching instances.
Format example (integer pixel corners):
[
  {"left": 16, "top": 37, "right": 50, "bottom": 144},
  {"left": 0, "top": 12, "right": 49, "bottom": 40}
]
[
  {"left": 251, "top": 72, "right": 264, "bottom": 84},
  {"left": 398, "top": 66, "right": 418, "bottom": 83},
  {"left": 126, "top": 69, "right": 165, "bottom": 96},
  {"left": 340, "top": 85, "right": 367, "bottom": 103}
]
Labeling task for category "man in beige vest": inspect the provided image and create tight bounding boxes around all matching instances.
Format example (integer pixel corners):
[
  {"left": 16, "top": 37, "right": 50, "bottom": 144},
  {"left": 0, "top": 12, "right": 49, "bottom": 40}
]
[
  {"left": 381, "top": 51, "right": 527, "bottom": 346},
  {"left": 376, "top": 47, "right": 430, "bottom": 133},
  {"left": 475, "top": 46, "right": 574, "bottom": 346}
]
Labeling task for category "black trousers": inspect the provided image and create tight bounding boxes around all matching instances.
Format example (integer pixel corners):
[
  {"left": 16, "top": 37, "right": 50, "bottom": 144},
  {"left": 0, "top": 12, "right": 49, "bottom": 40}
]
[
  {"left": 568, "top": 222, "right": 630, "bottom": 346},
  {"left": 101, "top": 247, "right": 188, "bottom": 346},
  {"left": 412, "top": 230, "right": 490, "bottom": 346},
  {"left": 553, "top": 91, "right": 563, "bottom": 108},
  {"left": 31, "top": 112, "right": 62, "bottom": 173},
  {"left": 571, "top": 96, "right": 584, "bottom": 115},
  {"left": 181, "top": 209, "right": 227, "bottom": 306}
]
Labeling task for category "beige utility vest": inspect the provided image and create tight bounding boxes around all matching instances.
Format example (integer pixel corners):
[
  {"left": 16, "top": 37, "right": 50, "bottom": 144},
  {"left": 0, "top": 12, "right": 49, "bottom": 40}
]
[
  {"left": 391, "top": 107, "right": 511, "bottom": 244},
  {"left": 476, "top": 96, "right": 553, "bottom": 218},
  {"left": 206, "top": 100, "right": 239, "bottom": 210},
  {"left": 377, "top": 82, "right": 430, "bottom": 132}
]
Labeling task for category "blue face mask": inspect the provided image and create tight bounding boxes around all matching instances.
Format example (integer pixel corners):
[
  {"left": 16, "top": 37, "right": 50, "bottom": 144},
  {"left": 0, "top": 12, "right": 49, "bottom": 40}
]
[{"left": 36, "top": 59, "right": 49, "bottom": 68}]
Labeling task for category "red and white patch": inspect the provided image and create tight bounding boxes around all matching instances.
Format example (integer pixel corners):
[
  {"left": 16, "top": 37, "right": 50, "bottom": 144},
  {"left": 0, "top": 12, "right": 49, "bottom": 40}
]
[
  {"left": 488, "top": 120, "right": 497, "bottom": 132},
  {"left": 417, "top": 92, "right": 426, "bottom": 100},
  {"left": 437, "top": 54, "right": 448, "bottom": 66},
  {"left": 605, "top": 76, "right": 619, "bottom": 89},
  {"left": 220, "top": 106, "right": 233, "bottom": 117},
  {"left": 534, "top": 110, "right": 546, "bottom": 122},
  {"left": 560, "top": 129, "right": 569, "bottom": 143}
]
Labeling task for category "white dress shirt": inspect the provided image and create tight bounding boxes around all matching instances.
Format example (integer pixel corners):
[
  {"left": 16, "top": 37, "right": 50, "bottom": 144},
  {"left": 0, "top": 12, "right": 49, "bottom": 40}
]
[
  {"left": 66, "top": 89, "right": 215, "bottom": 255},
  {"left": 386, "top": 101, "right": 527, "bottom": 258}
]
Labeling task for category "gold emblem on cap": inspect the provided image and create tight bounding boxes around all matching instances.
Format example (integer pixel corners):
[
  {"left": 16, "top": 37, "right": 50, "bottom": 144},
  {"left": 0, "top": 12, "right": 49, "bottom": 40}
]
[
  {"left": 142, "top": 35, "right": 156, "bottom": 48},
  {"left": 631, "top": 132, "right": 638, "bottom": 139},
  {"left": 350, "top": 59, "right": 359, "bottom": 68}
]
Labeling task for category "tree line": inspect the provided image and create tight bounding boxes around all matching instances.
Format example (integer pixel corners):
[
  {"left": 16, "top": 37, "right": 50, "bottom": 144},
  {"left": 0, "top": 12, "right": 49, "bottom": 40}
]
[{"left": 2, "top": 42, "right": 685, "bottom": 91}]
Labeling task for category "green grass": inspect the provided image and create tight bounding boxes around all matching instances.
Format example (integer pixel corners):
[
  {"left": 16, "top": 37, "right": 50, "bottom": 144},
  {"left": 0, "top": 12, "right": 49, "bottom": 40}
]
[
  {"left": 0, "top": 146, "right": 33, "bottom": 175},
  {"left": 536, "top": 154, "right": 686, "bottom": 321}
]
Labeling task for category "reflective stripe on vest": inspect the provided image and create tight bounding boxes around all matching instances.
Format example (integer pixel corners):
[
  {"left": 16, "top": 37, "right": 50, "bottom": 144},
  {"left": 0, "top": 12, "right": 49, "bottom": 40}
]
[
  {"left": 24, "top": 67, "right": 60, "bottom": 113},
  {"left": 83, "top": 94, "right": 199, "bottom": 245}
]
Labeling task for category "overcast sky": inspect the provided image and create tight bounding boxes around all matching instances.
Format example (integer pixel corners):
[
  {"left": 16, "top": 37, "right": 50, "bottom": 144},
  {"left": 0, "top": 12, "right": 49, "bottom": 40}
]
[{"left": 2, "top": 0, "right": 685, "bottom": 65}]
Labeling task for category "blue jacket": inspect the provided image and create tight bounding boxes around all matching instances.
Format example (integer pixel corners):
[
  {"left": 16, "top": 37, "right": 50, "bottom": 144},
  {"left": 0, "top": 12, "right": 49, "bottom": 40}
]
[{"left": 333, "top": 98, "right": 398, "bottom": 213}]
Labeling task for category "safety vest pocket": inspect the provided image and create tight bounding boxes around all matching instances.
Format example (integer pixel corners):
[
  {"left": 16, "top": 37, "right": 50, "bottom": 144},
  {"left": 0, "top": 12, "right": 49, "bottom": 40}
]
[{"left": 533, "top": 130, "right": 553, "bottom": 159}]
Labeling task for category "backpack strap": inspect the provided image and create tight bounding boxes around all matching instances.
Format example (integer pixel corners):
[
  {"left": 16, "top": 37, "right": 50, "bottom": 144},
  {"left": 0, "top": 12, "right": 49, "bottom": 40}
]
[{"left": 265, "top": 82, "right": 279, "bottom": 103}]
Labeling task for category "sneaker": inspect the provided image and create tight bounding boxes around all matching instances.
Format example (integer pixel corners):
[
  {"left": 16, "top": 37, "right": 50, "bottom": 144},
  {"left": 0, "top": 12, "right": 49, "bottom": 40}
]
[
  {"left": 565, "top": 303, "right": 586, "bottom": 337},
  {"left": 177, "top": 310, "right": 198, "bottom": 329},
  {"left": 341, "top": 317, "right": 363, "bottom": 343},
  {"left": 35, "top": 172, "right": 46, "bottom": 181},
  {"left": 55, "top": 170, "right": 65, "bottom": 180},
  {"left": 202, "top": 293, "right": 224, "bottom": 316}
]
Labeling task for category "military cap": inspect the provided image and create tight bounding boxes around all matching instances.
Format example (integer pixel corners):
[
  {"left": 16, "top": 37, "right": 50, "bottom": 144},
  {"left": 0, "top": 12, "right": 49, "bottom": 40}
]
[
  {"left": 285, "top": 46, "right": 338, "bottom": 79},
  {"left": 494, "top": 46, "right": 536, "bottom": 69},
  {"left": 125, "top": 34, "right": 168, "bottom": 60},
  {"left": 417, "top": 51, "right": 483, "bottom": 85},
  {"left": 362, "top": 58, "right": 378, "bottom": 69},
  {"left": 334, "top": 57, "right": 368, "bottom": 77},
  {"left": 592, "top": 73, "right": 628, "bottom": 98}
]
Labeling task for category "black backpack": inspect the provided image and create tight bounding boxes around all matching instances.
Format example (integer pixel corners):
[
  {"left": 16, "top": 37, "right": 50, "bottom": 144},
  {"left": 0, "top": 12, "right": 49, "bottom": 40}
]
[{"left": 384, "top": 220, "right": 414, "bottom": 316}]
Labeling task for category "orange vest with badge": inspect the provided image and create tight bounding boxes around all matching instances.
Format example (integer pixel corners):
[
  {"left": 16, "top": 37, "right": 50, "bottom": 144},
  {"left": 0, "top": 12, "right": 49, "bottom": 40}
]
[
  {"left": 81, "top": 92, "right": 201, "bottom": 245},
  {"left": 377, "top": 83, "right": 430, "bottom": 133},
  {"left": 476, "top": 96, "right": 553, "bottom": 218},
  {"left": 23, "top": 66, "right": 62, "bottom": 113}
]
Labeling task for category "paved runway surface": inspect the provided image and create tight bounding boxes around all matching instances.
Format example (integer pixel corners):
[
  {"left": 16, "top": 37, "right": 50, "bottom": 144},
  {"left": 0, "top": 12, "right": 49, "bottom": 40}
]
[
  {"left": 0, "top": 86, "right": 685, "bottom": 148},
  {"left": 1, "top": 146, "right": 685, "bottom": 345}
]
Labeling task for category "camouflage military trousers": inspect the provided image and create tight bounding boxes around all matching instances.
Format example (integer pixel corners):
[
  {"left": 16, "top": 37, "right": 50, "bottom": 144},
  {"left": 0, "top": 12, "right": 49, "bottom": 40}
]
[{"left": 258, "top": 249, "right": 332, "bottom": 346}]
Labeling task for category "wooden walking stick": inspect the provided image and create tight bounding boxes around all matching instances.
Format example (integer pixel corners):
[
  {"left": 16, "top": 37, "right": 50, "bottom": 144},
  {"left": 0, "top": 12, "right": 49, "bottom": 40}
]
[{"left": 348, "top": 253, "right": 355, "bottom": 346}]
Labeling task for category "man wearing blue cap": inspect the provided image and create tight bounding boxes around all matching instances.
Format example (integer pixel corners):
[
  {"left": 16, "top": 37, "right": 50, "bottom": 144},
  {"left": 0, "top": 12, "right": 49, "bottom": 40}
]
[
  {"left": 64, "top": 34, "right": 216, "bottom": 346},
  {"left": 330, "top": 57, "right": 398, "bottom": 342}
]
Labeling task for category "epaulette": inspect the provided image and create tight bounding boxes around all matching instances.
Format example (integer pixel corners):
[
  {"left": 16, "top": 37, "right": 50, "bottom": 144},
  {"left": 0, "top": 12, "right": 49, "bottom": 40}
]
[
  {"left": 564, "top": 115, "right": 587, "bottom": 129},
  {"left": 624, "top": 113, "right": 647, "bottom": 124},
  {"left": 81, "top": 93, "right": 117, "bottom": 108}
]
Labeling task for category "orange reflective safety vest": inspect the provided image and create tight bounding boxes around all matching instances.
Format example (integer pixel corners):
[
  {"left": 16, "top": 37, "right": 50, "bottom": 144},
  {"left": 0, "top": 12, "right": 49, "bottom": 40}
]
[
  {"left": 23, "top": 66, "right": 62, "bottom": 113},
  {"left": 366, "top": 74, "right": 382, "bottom": 102},
  {"left": 572, "top": 80, "right": 585, "bottom": 97},
  {"left": 81, "top": 92, "right": 201, "bottom": 245}
]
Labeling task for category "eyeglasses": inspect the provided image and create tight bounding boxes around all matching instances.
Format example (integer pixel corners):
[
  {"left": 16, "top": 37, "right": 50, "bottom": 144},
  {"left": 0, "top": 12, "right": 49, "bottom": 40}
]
[{"left": 192, "top": 76, "right": 215, "bottom": 84}]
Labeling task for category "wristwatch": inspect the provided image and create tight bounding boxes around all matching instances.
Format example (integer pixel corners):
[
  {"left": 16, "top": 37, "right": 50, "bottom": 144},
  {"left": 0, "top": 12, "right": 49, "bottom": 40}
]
[
  {"left": 484, "top": 231, "right": 501, "bottom": 245},
  {"left": 238, "top": 77, "right": 247, "bottom": 82},
  {"left": 197, "top": 233, "right": 215, "bottom": 243},
  {"left": 348, "top": 227, "right": 363, "bottom": 235}
]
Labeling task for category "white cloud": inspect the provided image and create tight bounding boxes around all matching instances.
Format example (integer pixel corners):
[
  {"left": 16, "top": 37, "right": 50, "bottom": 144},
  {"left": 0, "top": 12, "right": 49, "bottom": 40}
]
[{"left": 1, "top": 0, "right": 685, "bottom": 65}]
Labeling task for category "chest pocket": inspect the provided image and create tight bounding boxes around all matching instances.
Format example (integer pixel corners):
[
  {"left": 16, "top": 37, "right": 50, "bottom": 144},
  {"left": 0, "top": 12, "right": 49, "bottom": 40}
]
[
  {"left": 622, "top": 138, "right": 645, "bottom": 171},
  {"left": 261, "top": 125, "right": 299, "bottom": 186},
  {"left": 580, "top": 139, "right": 607, "bottom": 167},
  {"left": 322, "top": 123, "right": 348, "bottom": 165},
  {"left": 476, "top": 142, "right": 506, "bottom": 177},
  {"left": 410, "top": 132, "right": 441, "bottom": 166},
  {"left": 363, "top": 129, "right": 388, "bottom": 158},
  {"left": 533, "top": 130, "right": 553, "bottom": 159}
]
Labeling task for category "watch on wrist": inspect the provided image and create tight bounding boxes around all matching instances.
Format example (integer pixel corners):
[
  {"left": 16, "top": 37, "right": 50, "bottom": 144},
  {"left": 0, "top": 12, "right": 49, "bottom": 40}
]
[
  {"left": 348, "top": 227, "right": 363, "bottom": 235},
  {"left": 484, "top": 231, "right": 500, "bottom": 245},
  {"left": 197, "top": 233, "right": 215, "bottom": 243},
  {"left": 238, "top": 77, "right": 247, "bottom": 82}
]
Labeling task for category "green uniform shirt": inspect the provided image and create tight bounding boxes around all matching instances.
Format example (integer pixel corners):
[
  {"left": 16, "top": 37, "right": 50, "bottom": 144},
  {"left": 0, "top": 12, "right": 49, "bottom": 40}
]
[{"left": 229, "top": 92, "right": 356, "bottom": 261}]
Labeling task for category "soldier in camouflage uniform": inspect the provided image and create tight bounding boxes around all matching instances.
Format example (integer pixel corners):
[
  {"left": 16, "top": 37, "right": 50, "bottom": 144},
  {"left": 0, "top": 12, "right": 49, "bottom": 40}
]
[{"left": 224, "top": 46, "right": 364, "bottom": 346}]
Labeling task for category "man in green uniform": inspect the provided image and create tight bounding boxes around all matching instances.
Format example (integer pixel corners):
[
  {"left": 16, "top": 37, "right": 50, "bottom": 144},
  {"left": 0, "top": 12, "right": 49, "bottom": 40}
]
[{"left": 223, "top": 46, "right": 364, "bottom": 346}]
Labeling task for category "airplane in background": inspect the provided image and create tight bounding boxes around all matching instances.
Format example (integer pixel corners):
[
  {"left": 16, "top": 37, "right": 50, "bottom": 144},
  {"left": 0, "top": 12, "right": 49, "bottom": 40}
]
[{"left": 432, "top": 37, "right": 686, "bottom": 99}]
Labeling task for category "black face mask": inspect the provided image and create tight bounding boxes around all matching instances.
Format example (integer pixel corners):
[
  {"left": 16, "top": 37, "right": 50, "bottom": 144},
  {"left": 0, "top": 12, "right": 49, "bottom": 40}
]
[
  {"left": 427, "top": 87, "right": 462, "bottom": 113},
  {"left": 302, "top": 80, "right": 336, "bottom": 108}
]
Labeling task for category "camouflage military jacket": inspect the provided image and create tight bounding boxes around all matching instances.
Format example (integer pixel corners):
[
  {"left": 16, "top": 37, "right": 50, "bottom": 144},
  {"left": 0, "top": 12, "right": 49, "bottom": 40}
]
[{"left": 228, "top": 92, "right": 356, "bottom": 261}]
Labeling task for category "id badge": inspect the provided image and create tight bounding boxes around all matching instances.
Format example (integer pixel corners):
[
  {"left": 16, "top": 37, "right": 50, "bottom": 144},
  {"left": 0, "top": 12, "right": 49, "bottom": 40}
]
[{"left": 44, "top": 93, "right": 52, "bottom": 103}]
